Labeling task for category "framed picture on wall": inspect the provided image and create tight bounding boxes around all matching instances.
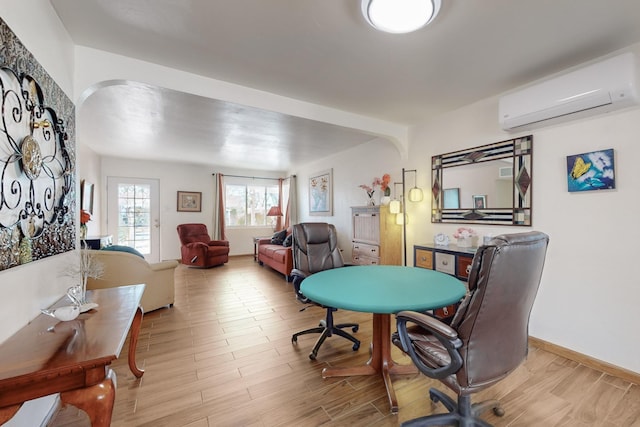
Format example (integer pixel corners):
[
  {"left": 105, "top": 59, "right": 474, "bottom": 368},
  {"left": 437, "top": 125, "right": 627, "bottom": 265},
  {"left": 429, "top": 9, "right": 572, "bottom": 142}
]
[
  {"left": 309, "top": 169, "right": 333, "bottom": 216},
  {"left": 81, "top": 180, "right": 94, "bottom": 215},
  {"left": 472, "top": 195, "right": 486, "bottom": 209},
  {"left": 177, "top": 191, "right": 202, "bottom": 212},
  {"left": 566, "top": 148, "right": 615, "bottom": 192},
  {"left": 443, "top": 188, "right": 460, "bottom": 209}
]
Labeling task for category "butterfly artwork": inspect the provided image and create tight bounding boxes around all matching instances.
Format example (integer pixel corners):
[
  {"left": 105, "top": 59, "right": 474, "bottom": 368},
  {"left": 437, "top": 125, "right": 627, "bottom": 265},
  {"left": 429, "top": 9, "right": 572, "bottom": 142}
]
[{"left": 566, "top": 149, "right": 615, "bottom": 192}]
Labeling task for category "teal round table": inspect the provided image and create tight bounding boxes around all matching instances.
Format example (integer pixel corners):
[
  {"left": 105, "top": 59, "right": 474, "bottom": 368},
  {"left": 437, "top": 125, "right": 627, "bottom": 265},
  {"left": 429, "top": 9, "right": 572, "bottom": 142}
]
[{"left": 301, "top": 265, "right": 466, "bottom": 413}]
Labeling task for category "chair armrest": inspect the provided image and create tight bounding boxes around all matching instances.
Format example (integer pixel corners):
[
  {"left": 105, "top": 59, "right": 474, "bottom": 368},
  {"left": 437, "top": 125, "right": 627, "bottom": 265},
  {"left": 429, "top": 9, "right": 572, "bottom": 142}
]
[
  {"left": 208, "top": 240, "right": 229, "bottom": 247},
  {"left": 185, "top": 242, "right": 208, "bottom": 250},
  {"left": 149, "top": 260, "right": 179, "bottom": 272},
  {"left": 395, "top": 310, "right": 463, "bottom": 379},
  {"left": 291, "top": 268, "right": 310, "bottom": 303},
  {"left": 257, "top": 238, "right": 271, "bottom": 245}
]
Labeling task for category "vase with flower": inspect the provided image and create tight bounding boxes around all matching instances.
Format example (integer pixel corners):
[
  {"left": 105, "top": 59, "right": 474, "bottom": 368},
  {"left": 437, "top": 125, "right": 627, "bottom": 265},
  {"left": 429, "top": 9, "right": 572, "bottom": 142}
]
[
  {"left": 359, "top": 175, "right": 390, "bottom": 206},
  {"left": 80, "top": 209, "right": 91, "bottom": 240},
  {"left": 359, "top": 176, "right": 382, "bottom": 206},
  {"left": 380, "top": 174, "right": 391, "bottom": 205},
  {"left": 453, "top": 227, "right": 477, "bottom": 248}
]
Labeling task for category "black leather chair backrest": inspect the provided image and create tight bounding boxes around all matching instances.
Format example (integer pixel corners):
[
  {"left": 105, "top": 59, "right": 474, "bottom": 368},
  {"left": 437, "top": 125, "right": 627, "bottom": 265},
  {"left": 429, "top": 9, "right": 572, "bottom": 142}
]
[
  {"left": 292, "top": 223, "right": 344, "bottom": 275},
  {"left": 449, "top": 231, "right": 549, "bottom": 390}
]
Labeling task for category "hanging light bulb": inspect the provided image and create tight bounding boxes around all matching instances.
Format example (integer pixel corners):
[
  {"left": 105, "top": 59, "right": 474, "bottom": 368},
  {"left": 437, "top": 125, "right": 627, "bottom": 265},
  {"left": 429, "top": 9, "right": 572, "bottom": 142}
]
[
  {"left": 389, "top": 182, "right": 403, "bottom": 214},
  {"left": 396, "top": 213, "right": 408, "bottom": 225},
  {"left": 409, "top": 187, "right": 423, "bottom": 202},
  {"left": 407, "top": 170, "right": 423, "bottom": 202}
]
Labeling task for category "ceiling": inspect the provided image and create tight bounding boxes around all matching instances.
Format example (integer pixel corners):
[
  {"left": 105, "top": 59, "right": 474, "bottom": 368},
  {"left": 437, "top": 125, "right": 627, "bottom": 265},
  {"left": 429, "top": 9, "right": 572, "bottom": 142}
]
[{"left": 50, "top": 0, "right": 640, "bottom": 171}]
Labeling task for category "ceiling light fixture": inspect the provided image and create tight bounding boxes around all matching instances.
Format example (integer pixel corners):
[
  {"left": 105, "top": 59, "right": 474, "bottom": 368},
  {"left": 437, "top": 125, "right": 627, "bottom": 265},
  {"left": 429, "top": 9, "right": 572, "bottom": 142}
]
[{"left": 361, "top": 0, "right": 441, "bottom": 34}]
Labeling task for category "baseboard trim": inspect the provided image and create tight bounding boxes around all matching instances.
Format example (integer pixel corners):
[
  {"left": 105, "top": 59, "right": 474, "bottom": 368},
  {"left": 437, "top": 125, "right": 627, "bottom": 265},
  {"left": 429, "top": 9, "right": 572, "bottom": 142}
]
[{"left": 529, "top": 336, "right": 640, "bottom": 385}]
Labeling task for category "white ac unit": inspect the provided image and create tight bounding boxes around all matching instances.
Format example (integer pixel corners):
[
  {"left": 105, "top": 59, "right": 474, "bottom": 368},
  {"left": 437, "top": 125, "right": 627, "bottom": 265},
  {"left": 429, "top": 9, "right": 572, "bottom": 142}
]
[{"left": 499, "top": 52, "right": 639, "bottom": 131}]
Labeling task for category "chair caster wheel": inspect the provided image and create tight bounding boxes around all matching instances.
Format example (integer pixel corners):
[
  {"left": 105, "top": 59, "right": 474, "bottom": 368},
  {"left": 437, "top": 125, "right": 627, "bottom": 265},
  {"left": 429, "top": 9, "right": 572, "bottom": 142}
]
[
  {"left": 309, "top": 352, "right": 317, "bottom": 360},
  {"left": 493, "top": 406, "right": 505, "bottom": 417},
  {"left": 352, "top": 326, "right": 359, "bottom": 332},
  {"left": 352, "top": 342, "right": 360, "bottom": 351}
]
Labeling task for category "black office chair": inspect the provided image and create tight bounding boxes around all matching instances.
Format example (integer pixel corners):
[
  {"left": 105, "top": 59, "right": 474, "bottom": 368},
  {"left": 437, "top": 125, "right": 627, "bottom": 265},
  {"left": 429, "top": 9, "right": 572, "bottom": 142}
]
[
  {"left": 290, "top": 223, "right": 360, "bottom": 360},
  {"left": 393, "top": 231, "right": 549, "bottom": 426}
]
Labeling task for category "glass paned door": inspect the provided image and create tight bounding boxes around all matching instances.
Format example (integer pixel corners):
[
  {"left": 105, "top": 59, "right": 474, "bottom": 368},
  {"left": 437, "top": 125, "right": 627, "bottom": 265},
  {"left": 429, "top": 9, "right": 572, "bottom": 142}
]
[{"left": 107, "top": 177, "right": 160, "bottom": 262}]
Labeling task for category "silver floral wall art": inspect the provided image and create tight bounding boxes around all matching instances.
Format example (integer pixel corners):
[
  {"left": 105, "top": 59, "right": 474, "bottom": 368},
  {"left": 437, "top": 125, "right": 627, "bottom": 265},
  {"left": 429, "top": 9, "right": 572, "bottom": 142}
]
[{"left": 0, "top": 18, "right": 76, "bottom": 271}]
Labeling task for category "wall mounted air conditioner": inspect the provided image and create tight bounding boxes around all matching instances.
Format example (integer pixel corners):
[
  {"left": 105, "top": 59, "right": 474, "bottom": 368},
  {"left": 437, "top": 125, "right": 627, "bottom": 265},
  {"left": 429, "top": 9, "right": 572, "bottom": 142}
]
[{"left": 499, "top": 52, "right": 639, "bottom": 131}]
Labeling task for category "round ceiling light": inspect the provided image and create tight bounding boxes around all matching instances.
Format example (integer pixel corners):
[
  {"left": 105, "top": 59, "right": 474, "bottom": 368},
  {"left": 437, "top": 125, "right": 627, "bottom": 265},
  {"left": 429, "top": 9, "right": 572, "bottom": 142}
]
[{"left": 361, "top": 0, "right": 441, "bottom": 34}]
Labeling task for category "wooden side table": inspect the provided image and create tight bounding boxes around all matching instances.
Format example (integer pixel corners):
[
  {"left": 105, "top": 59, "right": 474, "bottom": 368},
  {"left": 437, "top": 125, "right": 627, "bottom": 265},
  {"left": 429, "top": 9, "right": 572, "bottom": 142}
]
[
  {"left": 0, "top": 284, "right": 145, "bottom": 426},
  {"left": 253, "top": 236, "right": 270, "bottom": 262}
]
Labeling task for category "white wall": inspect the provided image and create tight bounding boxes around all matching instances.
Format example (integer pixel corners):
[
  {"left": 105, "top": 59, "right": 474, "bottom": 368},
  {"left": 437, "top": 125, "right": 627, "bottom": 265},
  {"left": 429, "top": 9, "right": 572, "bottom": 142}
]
[
  {"left": 0, "top": 1, "right": 76, "bottom": 343},
  {"left": 77, "top": 143, "right": 102, "bottom": 237},
  {"left": 1, "top": 3, "right": 77, "bottom": 425},
  {"left": 288, "top": 47, "right": 640, "bottom": 375},
  {"left": 291, "top": 138, "right": 403, "bottom": 260},
  {"left": 404, "top": 53, "right": 640, "bottom": 373},
  {"left": 100, "top": 157, "right": 285, "bottom": 259}
]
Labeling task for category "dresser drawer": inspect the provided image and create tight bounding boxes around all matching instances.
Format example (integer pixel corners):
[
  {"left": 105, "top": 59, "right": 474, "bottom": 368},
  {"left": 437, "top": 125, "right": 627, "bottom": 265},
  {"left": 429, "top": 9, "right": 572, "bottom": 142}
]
[
  {"left": 457, "top": 256, "right": 474, "bottom": 279},
  {"left": 352, "top": 254, "right": 379, "bottom": 265},
  {"left": 434, "top": 252, "right": 455, "bottom": 275},
  {"left": 352, "top": 242, "right": 379, "bottom": 258},
  {"left": 415, "top": 249, "right": 433, "bottom": 269}
]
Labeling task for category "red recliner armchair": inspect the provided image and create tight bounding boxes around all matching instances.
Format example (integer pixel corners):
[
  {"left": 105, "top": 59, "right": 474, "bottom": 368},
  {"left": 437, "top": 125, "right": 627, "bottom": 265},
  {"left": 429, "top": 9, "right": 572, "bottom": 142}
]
[{"left": 177, "top": 223, "right": 229, "bottom": 268}]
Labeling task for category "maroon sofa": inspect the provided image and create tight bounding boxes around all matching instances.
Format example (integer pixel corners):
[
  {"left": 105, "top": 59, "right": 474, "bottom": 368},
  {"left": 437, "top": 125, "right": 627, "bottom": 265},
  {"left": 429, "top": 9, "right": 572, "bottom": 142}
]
[{"left": 257, "top": 228, "right": 293, "bottom": 280}]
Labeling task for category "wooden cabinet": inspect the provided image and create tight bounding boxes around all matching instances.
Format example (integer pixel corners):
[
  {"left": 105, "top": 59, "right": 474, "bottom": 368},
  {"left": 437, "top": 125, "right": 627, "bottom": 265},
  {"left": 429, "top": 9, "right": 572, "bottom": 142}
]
[
  {"left": 351, "top": 206, "right": 401, "bottom": 266},
  {"left": 413, "top": 243, "right": 476, "bottom": 319}
]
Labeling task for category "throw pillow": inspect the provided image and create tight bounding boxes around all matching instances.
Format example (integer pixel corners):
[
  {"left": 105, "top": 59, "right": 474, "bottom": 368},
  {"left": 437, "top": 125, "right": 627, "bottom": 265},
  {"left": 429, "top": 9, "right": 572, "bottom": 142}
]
[
  {"left": 101, "top": 245, "right": 145, "bottom": 258},
  {"left": 282, "top": 233, "right": 293, "bottom": 247},
  {"left": 270, "top": 229, "right": 287, "bottom": 245}
]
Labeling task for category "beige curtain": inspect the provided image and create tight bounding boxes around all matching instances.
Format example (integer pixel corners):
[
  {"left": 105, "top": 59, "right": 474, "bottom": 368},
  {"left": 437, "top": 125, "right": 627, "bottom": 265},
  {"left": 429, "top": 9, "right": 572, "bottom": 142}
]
[
  {"left": 285, "top": 175, "right": 298, "bottom": 228},
  {"left": 214, "top": 173, "right": 226, "bottom": 240}
]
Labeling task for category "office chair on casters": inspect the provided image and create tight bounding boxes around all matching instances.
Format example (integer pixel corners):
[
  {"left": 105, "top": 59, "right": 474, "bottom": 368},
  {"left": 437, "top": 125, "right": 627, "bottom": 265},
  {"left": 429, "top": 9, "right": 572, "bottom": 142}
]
[
  {"left": 393, "top": 231, "right": 549, "bottom": 427},
  {"left": 290, "top": 223, "right": 360, "bottom": 360}
]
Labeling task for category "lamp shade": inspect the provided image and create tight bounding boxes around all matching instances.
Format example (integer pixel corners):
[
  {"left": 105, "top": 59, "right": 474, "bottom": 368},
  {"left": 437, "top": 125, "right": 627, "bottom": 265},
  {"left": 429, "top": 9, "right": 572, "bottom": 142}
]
[
  {"left": 389, "top": 199, "right": 401, "bottom": 214},
  {"left": 267, "top": 206, "right": 282, "bottom": 217},
  {"left": 409, "top": 187, "right": 424, "bottom": 202}
]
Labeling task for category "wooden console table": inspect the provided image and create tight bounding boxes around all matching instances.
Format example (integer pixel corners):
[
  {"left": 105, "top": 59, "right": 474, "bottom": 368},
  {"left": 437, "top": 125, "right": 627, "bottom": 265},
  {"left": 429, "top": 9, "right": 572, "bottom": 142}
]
[{"left": 0, "top": 284, "right": 145, "bottom": 426}]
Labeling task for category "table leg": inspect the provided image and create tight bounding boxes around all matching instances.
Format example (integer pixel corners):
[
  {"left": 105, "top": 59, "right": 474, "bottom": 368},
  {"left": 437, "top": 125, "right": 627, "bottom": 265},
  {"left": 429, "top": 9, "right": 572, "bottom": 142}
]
[
  {"left": 59, "top": 368, "right": 116, "bottom": 427},
  {"left": 322, "top": 313, "right": 417, "bottom": 413},
  {"left": 128, "top": 306, "right": 144, "bottom": 378}
]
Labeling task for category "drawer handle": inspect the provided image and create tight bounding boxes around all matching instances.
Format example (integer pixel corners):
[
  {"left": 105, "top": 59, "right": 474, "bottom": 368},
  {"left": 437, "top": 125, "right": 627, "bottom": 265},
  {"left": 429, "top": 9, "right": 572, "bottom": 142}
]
[
  {"left": 421, "top": 256, "right": 426, "bottom": 261},
  {"left": 442, "top": 306, "right": 449, "bottom": 316},
  {"left": 441, "top": 260, "right": 448, "bottom": 266},
  {"left": 466, "top": 265, "right": 472, "bottom": 274},
  {"left": 370, "top": 249, "right": 376, "bottom": 253}
]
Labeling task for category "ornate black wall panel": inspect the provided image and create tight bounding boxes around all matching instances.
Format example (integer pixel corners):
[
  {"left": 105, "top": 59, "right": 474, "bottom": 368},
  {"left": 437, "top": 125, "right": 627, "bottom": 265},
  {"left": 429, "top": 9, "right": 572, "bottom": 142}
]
[{"left": 0, "top": 18, "right": 76, "bottom": 270}]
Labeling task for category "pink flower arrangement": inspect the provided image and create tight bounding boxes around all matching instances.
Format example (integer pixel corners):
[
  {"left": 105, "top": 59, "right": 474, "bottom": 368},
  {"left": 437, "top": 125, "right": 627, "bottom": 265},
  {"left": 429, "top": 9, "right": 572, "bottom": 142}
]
[
  {"left": 453, "top": 227, "right": 477, "bottom": 239},
  {"left": 359, "top": 174, "right": 391, "bottom": 196}
]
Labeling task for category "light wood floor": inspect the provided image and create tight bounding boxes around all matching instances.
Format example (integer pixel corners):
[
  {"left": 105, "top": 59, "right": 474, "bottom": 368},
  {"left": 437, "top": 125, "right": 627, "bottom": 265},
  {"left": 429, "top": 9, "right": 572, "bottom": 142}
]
[{"left": 51, "top": 256, "right": 640, "bottom": 426}]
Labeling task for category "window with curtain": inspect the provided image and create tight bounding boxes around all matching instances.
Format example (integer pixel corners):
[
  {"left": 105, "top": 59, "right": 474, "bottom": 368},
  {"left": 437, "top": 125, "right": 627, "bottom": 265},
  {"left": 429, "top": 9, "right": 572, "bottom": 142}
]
[{"left": 225, "top": 182, "right": 279, "bottom": 227}]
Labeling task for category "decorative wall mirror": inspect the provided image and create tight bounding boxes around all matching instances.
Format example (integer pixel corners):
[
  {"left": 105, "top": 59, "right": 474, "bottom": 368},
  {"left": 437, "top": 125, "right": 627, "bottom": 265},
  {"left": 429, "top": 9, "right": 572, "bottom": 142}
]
[{"left": 431, "top": 135, "right": 533, "bottom": 226}]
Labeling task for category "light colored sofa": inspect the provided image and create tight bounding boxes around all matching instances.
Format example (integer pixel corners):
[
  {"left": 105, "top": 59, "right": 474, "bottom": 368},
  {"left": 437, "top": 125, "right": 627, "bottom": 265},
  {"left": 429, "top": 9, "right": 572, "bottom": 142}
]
[{"left": 86, "top": 249, "right": 179, "bottom": 312}]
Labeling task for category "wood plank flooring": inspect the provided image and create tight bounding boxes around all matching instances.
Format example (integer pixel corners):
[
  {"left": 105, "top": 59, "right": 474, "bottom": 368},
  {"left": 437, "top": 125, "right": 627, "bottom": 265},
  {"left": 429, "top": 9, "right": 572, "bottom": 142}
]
[{"left": 51, "top": 256, "right": 640, "bottom": 426}]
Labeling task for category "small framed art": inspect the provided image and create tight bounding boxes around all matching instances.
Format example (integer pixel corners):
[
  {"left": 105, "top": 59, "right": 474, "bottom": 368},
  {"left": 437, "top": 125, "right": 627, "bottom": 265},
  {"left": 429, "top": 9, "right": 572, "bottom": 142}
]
[
  {"left": 472, "top": 195, "right": 486, "bottom": 209},
  {"left": 309, "top": 169, "right": 333, "bottom": 216},
  {"left": 566, "top": 148, "right": 615, "bottom": 192},
  {"left": 177, "top": 191, "right": 202, "bottom": 212}
]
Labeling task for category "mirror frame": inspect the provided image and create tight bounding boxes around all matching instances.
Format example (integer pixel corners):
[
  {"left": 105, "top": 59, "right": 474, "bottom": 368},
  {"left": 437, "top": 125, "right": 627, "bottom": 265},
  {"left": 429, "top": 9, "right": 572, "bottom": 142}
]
[{"left": 431, "top": 135, "right": 533, "bottom": 226}]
